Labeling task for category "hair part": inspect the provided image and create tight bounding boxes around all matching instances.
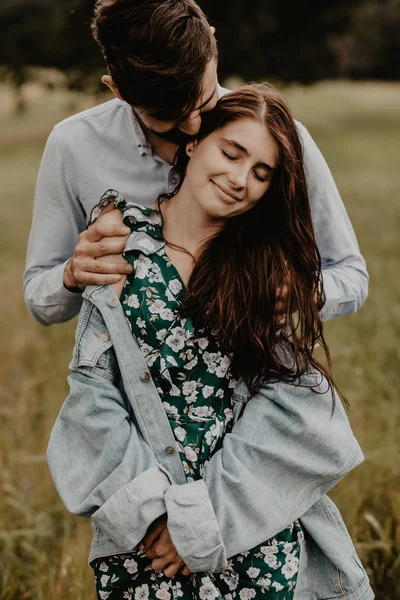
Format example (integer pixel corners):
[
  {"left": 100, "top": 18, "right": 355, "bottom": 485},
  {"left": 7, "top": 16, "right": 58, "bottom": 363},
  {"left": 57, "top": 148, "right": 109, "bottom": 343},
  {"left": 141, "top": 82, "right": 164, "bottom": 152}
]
[{"left": 92, "top": 0, "right": 217, "bottom": 121}]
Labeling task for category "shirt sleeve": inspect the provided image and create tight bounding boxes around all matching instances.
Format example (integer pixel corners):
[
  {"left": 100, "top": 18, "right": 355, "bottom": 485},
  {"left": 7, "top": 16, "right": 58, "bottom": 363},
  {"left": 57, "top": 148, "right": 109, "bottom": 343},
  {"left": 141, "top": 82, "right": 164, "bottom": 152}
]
[
  {"left": 297, "top": 122, "right": 369, "bottom": 321},
  {"left": 23, "top": 129, "right": 86, "bottom": 325}
]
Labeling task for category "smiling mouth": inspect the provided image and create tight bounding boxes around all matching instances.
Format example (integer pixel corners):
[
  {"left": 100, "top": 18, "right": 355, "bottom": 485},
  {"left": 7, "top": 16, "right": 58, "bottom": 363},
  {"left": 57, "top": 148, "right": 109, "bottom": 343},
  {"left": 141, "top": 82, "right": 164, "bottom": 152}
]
[{"left": 211, "top": 180, "right": 242, "bottom": 202}]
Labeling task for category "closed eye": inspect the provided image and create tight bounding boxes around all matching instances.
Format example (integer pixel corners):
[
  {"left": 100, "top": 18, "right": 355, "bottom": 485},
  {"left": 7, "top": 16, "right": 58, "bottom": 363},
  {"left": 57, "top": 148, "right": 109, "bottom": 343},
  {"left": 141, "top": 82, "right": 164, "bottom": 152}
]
[
  {"left": 222, "top": 150, "right": 237, "bottom": 161},
  {"left": 254, "top": 171, "right": 268, "bottom": 183}
]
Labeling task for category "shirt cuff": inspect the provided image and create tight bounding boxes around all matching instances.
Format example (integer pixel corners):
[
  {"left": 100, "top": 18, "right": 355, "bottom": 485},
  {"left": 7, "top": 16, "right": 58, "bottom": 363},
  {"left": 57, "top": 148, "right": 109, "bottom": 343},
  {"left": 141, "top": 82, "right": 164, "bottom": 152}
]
[
  {"left": 165, "top": 480, "right": 227, "bottom": 573},
  {"left": 91, "top": 465, "right": 171, "bottom": 549}
]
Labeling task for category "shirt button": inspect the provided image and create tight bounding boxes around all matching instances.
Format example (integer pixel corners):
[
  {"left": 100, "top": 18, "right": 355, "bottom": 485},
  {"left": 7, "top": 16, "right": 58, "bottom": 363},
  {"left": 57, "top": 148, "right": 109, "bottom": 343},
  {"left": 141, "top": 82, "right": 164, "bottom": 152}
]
[
  {"left": 165, "top": 446, "right": 175, "bottom": 456},
  {"left": 107, "top": 297, "right": 119, "bottom": 307},
  {"left": 98, "top": 332, "right": 110, "bottom": 342},
  {"left": 140, "top": 371, "right": 151, "bottom": 382}
]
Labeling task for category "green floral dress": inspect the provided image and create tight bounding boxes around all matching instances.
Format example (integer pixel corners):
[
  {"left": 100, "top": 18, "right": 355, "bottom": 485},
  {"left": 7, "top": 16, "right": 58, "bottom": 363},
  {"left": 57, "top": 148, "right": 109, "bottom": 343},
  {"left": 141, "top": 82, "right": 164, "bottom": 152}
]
[{"left": 91, "top": 196, "right": 303, "bottom": 600}]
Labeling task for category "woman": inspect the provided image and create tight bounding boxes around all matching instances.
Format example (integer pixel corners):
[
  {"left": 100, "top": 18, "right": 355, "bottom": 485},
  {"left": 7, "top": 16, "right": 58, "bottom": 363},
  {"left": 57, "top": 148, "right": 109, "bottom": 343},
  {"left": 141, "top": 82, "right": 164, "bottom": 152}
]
[{"left": 47, "top": 84, "right": 372, "bottom": 600}]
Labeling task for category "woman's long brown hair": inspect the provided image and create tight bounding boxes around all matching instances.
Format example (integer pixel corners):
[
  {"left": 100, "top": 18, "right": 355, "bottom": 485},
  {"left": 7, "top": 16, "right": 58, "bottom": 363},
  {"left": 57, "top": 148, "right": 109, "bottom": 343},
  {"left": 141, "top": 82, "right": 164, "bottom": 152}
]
[{"left": 167, "top": 83, "right": 335, "bottom": 398}]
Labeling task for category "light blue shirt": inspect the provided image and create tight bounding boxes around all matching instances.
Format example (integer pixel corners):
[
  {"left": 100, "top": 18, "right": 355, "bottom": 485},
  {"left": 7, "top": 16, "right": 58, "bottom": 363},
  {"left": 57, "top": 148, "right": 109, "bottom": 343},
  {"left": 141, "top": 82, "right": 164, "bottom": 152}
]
[{"left": 24, "top": 88, "right": 368, "bottom": 325}]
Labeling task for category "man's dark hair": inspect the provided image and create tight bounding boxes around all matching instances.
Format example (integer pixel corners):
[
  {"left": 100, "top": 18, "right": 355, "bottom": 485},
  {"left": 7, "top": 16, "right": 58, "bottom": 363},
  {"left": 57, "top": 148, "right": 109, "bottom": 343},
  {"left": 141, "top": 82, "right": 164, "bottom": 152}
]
[{"left": 92, "top": 0, "right": 217, "bottom": 121}]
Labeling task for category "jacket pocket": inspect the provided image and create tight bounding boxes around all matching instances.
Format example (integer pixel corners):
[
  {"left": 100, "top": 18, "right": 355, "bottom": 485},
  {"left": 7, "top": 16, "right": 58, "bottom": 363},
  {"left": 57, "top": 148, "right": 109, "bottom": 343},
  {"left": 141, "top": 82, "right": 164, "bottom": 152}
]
[{"left": 71, "top": 299, "right": 119, "bottom": 382}]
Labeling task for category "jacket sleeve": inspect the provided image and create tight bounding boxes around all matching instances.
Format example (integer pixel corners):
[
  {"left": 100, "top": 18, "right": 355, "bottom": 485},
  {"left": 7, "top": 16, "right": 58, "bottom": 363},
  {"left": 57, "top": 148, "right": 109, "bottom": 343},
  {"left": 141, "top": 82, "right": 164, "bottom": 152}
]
[
  {"left": 23, "top": 129, "right": 85, "bottom": 326},
  {"left": 164, "top": 373, "right": 364, "bottom": 571},
  {"left": 46, "top": 301, "right": 172, "bottom": 551},
  {"left": 297, "top": 122, "right": 369, "bottom": 321}
]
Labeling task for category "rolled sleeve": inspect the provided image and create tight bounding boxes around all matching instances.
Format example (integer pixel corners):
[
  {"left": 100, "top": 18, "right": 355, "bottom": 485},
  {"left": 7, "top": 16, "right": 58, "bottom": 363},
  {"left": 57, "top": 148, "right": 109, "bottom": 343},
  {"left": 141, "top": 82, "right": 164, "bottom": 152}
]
[
  {"left": 165, "top": 480, "right": 227, "bottom": 573},
  {"left": 92, "top": 465, "right": 171, "bottom": 550}
]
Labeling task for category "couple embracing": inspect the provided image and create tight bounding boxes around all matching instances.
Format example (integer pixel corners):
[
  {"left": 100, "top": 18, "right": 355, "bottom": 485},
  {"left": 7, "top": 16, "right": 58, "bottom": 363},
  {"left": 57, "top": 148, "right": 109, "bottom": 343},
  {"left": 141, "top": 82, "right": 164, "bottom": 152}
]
[{"left": 24, "top": 1, "right": 373, "bottom": 599}]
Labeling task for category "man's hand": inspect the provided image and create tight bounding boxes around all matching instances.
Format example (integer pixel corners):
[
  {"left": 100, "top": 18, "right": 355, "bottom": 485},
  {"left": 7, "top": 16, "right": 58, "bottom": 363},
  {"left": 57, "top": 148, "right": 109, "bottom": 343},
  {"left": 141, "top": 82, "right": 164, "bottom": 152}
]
[
  {"left": 141, "top": 515, "right": 191, "bottom": 577},
  {"left": 63, "top": 206, "right": 133, "bottom": 291}
]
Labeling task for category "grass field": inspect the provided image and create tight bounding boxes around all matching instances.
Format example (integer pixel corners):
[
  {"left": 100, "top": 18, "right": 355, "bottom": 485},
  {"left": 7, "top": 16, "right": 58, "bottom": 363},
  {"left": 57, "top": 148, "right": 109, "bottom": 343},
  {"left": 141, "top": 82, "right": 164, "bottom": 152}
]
[{"left": 0, "top": 80, "right": 399, "bottom": 599}]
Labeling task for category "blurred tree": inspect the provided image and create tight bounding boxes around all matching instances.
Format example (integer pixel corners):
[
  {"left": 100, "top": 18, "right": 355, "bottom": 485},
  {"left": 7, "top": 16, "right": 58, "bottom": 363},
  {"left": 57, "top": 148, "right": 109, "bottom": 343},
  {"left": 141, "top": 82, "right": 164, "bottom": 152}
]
[{"left": 330, "top": 0, "right": 400, "bottom": 79}]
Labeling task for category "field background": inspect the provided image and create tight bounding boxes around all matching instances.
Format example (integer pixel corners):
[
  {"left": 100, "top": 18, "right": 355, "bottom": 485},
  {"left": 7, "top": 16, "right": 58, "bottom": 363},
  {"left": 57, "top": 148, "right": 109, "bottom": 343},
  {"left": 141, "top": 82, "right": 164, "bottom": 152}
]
[{"left": 0, "top": 81, "right": 399, "bottom": 599}]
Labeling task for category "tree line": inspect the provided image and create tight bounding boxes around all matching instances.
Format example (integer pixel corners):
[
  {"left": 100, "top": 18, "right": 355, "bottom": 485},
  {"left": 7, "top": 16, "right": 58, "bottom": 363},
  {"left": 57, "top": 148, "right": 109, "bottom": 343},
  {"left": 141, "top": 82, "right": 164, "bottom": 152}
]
[{"left": 1, "top": 0, "right": 399, "bottom": 98}]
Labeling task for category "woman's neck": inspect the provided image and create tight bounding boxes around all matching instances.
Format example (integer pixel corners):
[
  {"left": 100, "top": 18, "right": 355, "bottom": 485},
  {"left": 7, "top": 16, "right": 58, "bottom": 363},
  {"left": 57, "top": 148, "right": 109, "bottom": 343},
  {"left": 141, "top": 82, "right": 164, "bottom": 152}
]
[{"left": 159, "top": 184, "right": 223, "bottom": 257}]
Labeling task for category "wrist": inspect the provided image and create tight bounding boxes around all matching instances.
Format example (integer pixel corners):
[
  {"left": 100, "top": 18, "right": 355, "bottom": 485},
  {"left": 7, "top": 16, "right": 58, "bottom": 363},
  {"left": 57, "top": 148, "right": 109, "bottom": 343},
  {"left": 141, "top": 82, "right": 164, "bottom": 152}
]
[{"left": 63, "top": 259, "right": 82, "bottom": 293}]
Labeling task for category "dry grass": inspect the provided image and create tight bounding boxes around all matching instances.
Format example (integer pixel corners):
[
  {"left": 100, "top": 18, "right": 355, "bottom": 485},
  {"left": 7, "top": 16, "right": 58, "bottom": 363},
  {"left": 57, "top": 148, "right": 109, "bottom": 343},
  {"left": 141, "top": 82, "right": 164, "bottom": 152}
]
[{"left": 0, "top": 80, "right": 399, "bottom": 599}]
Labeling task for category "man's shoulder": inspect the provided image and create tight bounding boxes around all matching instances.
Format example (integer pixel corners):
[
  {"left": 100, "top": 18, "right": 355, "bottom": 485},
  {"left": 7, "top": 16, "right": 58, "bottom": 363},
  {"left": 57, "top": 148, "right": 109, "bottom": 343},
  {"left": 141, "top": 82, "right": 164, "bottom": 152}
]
[{"left": 53, "top": 98, "right": 127, "bottom": 138}]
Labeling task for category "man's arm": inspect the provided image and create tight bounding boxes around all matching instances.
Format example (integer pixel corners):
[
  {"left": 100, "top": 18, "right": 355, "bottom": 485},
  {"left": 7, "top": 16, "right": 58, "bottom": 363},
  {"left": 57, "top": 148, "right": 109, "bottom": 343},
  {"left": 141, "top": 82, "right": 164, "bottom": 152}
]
[
  {"left": 24, "top": 130, "right": 132, "bottom": 326},
  {"left": 298, "top": 122, "right": 369, "bottom": 320}
]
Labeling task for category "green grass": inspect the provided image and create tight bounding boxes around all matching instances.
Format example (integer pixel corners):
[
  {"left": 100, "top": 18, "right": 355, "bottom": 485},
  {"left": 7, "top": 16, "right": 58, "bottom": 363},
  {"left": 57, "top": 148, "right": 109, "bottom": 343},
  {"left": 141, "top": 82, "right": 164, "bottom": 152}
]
[{"left": 0, "top": 80, "right": 399, "bottom": 599}]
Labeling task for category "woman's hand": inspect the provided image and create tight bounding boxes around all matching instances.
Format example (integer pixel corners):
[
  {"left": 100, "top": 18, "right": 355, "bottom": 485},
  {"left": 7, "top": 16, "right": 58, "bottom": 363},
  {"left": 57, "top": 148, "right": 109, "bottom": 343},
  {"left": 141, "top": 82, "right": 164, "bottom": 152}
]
[{"left": 141, "top": 515, "right": 191, "bottom": 577}]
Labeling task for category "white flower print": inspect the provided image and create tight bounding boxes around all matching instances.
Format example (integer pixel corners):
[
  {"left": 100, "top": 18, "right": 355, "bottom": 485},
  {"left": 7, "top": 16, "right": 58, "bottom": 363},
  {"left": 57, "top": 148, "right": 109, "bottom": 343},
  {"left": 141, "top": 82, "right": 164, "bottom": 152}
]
[
  {"left": 283, "top": 542, "right": 294, "bottom": 555},
  {"left": 197, "top": 337, "right": 209, "bottom": 350},
  {"left": 224, "top": 407, "right": 234, "bottom": 422},
  {"left": 169, "top": 384, "right": 180, "bottom": 396},
  {"left": 239, "top": 588, "right": 256, "bottom": 600},
  {"left": 100, "top": 574, "right": 110, "bottom": 588},
  {"left": 199, "top": 576, "right": 219, "bottom": 600},
  {"left": 99, "top": 592, "right": 111, "bottom": 600},
  {"left": 215, "top": 389, "right": 224, "bottom": 399},
  {"left": 162, "top": 402, "right": 179, "bottom": 417},
  {"left": 202, "top": 385, "right": 214, "bottom": 399},
  {"left": 260, "top": 545, "right": 279, "bottom": 569},
  {"left": 149, "top": 299, "right": 166, "bottom": 315},
  {"left": 137, "top": 238, "right": 155, "bottom": 251},
  {"left": 271, "top": 581, "right": 284, "bottom": 592},
  {"left": 148, "top": 211, "right": 162, "bottom": 225},
  {"left": 124, "top": 293, "right": 140, "bottom": 308},
  {"left": 169, "top": 279, "right": 182, "bottom": 295},
  {"left": 219, "top": 570, "right": 239, "bottom": 591},
  {"left": 156, "top": 329, "right": 168, "bottom": 341},
  {"left": 98, "top": 561, "right": 109, "bottom": 573},
  {"left": 123, "top": 558, "right": 138, "bottom": 574},
  {"left": 136, "top": 317, "right": 146, "bottom": 329},
  {"left": 138, "top": 342, "right": 153, "bottom": 357},
  {"left": 281, "top": 553, "right": 299, "bottom": 580},
  {"left": 155, "top": 582, "right": 171, "bottom": 600},
  {"left": 215, "top": 355, "right": 231, "bottom": 378},
  {"left": 246, "top": 567, "right": 260, "bottom": 579},
  {"left": 148, "top": 270, "right": 163, "bottom": 283},
  {"left": 165, "top": 288, "right": 175, "bottom": 302},
  {"left": 166, "top": 327, "right": 186, "bottom": 352},
  {"left": 257, "top": 577, "right": 272, "bottom": 589},
  {"left": 183, "top": 446, "right": 198, "bottom": 462},
  {"left": 135, "top": 259, "right": 149, "bottom": 279},
  {"left": 184, "top": 356, "right": 198, "bottom": 370},
  {"left": 205, "top": 420, "right": 224, "bottom": 446},
  {"left": 193, "top": 405, "right": 211, "bottom": 418},
  {"left": 159, "top": 308, "right": 175, "bottom": 321},
  {"left": 182, "top": 380, "right": 197, "bottom": 396},
  {"left": 166, "top": 355, "right": 178, "bottom": 367},
  {"left": 172, "top": 581, "right": 184, "bottom": 598},
  {"left": 174, "top": 426, "right": 186, "bottom": 442},
  {"left": 135, "top": 584, "right": 150, "bottom": 600}
]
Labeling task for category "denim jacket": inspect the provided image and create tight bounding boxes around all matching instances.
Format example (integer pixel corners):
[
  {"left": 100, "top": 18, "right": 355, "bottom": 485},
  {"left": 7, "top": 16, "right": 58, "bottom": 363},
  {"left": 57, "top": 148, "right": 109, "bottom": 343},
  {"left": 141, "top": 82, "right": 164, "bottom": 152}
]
[{"left": 47, "top": 284, "right": 374, "bottom": 600}]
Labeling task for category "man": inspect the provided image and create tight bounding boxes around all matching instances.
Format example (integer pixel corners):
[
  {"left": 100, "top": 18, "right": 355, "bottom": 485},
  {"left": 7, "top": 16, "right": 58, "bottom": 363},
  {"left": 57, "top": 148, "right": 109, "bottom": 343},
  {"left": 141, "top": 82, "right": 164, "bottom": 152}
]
[{"left": 24, "top": 0, "right": 368, "bottom": 328}]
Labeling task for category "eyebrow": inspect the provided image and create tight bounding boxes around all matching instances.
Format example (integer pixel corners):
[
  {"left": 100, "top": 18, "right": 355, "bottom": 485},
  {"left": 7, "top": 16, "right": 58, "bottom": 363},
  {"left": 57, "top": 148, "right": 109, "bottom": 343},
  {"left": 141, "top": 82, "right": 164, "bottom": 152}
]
[
  {"left": 221, "top": 137, "right": 276, "bottom": 172},
  {"left": 195, "top": 86, "right": 217, "bottom": 111}
]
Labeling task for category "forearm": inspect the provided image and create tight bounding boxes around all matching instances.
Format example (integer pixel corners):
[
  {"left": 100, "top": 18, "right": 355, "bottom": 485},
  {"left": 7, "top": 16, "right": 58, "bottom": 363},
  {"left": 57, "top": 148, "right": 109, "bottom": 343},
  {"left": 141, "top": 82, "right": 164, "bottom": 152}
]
[
  {"left": 321, "top": 258, "right": 369, "bottom": 321},
  {"left": 24, "top": 260, "right": 83, "bottom": 325}
]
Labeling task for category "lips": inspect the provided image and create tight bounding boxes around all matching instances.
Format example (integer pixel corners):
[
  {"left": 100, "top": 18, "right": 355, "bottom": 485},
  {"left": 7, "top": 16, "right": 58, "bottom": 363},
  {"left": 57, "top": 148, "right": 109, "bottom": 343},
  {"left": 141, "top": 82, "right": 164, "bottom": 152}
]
[{"left": 211, "top": 180, "right": 242, "bottom": 202}]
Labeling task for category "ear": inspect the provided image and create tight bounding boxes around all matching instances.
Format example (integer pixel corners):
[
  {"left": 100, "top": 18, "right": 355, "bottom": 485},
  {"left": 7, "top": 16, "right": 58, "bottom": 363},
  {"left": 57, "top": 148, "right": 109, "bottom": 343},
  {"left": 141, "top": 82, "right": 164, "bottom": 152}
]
[
  {"left": 101, "top": 75, "right": 124, "bottom": 101},
  {"left": 210, "top": 26, "right": 216, "bottom": 36},
  {"left": 185, "top": 140, "right": 198, "bottom": 157}
]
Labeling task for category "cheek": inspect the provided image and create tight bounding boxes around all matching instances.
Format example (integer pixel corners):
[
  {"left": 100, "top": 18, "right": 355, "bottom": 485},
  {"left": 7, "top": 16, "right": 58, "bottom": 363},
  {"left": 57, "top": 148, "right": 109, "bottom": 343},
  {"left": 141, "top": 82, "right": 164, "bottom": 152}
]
[{"left": 247, "top": 180, "right": 270, "bottom": 206}]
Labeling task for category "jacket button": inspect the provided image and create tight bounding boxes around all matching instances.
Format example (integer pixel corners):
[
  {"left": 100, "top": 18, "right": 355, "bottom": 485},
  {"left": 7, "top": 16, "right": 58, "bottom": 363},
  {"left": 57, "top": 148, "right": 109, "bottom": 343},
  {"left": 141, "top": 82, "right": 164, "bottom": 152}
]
[
  {"left": 165, "top": 446, "right": 175, "bottom": 456},
  {"left": 107, "top": 297, "right": 119, "bottom": 307},
  {"left": 140, "top": 371, "right": 151, "bottom": 382}
]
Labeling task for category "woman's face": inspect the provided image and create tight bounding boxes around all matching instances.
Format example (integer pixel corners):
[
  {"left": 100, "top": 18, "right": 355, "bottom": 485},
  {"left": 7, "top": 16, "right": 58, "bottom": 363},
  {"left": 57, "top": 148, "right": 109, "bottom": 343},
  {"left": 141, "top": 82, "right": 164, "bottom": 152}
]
[{"left": 183, "top": 117, "right": 279, "bottom": 220}]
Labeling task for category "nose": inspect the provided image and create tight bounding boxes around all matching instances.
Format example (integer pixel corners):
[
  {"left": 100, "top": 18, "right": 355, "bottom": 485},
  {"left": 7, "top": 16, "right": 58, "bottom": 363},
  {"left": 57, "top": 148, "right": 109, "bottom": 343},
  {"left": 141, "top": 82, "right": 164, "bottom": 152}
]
[
  {"left": 178, "top": 113, "right": 202, "bottom": 136},
  {"left": 227, "top": 167, "right": 247, "bottom": 190}
]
